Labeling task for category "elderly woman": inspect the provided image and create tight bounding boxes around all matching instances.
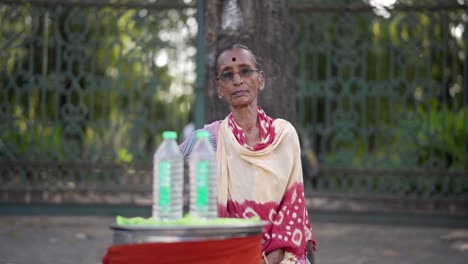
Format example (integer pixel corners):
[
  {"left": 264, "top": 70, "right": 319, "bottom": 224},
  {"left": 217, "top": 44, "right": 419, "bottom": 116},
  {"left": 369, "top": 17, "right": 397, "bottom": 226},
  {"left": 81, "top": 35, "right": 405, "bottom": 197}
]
[{"left": 180, "top": 44, "right": 316, "bottom": 264}]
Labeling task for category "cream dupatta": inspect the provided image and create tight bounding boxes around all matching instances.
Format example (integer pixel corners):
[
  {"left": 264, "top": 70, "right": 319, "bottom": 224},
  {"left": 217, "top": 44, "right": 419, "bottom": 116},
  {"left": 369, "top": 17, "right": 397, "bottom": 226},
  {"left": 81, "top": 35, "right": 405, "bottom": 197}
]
[{"left": 216, "top": 116, "right": 314, "bottom": 263}]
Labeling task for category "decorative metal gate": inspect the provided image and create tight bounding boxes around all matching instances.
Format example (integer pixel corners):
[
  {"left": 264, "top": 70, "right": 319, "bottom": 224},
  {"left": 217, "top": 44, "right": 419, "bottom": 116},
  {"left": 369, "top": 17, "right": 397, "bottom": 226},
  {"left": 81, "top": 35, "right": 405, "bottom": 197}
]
[
  {"left": 291, "top": 1, "right": 468, "bottom": 200},
  {"left": 0, "top": 0, "right": 467, "bottom": 214},
  {"left": 0, "top": 0, "right": 198, "bottom": 209}
]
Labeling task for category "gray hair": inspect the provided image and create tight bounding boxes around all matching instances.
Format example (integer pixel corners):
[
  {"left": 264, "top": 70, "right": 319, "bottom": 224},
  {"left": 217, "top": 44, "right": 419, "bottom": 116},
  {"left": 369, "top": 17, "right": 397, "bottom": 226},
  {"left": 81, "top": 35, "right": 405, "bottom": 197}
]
[{"left": 214, "top": 44, "right": 261, "bottom": 78}]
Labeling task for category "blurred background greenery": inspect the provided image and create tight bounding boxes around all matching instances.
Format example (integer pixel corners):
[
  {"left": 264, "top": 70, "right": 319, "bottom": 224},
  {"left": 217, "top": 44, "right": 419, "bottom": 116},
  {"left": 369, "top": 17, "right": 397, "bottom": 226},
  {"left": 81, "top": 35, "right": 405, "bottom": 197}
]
[{"left": 0, "top": 0, "right": 466, "bottom": 208}]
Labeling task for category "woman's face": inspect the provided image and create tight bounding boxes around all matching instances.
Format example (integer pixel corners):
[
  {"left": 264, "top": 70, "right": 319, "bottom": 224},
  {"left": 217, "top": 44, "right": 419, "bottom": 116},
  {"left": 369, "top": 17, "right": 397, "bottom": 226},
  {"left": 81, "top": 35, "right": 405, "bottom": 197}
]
[{"left": 216, "top": 48, "right": 265, "bottom": 109}]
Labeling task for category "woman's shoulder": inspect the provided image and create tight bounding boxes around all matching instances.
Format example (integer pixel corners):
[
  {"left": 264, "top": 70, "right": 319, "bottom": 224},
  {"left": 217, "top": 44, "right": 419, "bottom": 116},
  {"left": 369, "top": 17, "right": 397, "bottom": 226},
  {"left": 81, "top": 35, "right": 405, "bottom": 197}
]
[
  {"left": 272, "top": 118, "right": 301, "bottom": 146},
  {"left": 203, "top": 120, "right": 222, "bottom": 132},
  {"left": 272, "top": 119, "right": 298, "bottom": 134},
  {"left": 179, "top": 120, "right": 222, "bottom": 158}
]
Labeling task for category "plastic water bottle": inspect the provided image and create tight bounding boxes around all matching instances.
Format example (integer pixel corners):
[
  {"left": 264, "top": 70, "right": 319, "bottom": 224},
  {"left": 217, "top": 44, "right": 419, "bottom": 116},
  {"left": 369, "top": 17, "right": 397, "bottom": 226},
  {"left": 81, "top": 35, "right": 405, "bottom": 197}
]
[
  {"left": 189, "top": 130, "right": 218, "bottom": 219},
  {"left": 152, "top": 131, "right": 184, "bottom": 221}
]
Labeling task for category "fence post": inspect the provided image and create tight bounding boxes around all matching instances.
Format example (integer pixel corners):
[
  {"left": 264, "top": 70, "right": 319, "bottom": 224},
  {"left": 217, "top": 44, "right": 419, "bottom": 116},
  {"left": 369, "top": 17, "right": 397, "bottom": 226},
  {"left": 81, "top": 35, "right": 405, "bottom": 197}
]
[{"left": 194, "top": 0, "right": 205, "bottom": 129}]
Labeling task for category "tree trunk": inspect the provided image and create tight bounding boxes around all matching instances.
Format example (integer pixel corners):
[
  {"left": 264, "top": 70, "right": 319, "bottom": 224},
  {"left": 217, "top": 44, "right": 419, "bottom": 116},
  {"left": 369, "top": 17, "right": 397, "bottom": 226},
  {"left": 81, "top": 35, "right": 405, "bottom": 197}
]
[{"left": 203, "top": 0, "right": 295, "bottom": 125}]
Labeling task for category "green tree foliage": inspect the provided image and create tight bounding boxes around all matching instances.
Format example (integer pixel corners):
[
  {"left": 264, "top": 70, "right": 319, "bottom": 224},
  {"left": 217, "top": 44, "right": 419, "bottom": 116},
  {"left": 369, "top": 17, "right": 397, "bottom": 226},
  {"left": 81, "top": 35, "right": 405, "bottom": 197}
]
[
  {"left": 291, "top": 0, "right": 467, "bottom": 170},
  {"left": 0, "top": 1, "right": 197, "bottom": 163}
]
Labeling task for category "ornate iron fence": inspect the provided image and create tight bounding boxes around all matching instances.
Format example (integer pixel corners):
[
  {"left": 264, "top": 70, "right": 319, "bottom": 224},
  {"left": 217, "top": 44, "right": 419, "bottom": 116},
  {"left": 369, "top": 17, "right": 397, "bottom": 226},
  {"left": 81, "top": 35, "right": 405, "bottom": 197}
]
[
  {"left": 291, "top": 1, "right": 468, "bottom": 199},
  {"left": 0, "top": 0, "right": 467, "bottom": 211},
  {"left": 0, "top": 0, "right": 197, "bottom": 206}
]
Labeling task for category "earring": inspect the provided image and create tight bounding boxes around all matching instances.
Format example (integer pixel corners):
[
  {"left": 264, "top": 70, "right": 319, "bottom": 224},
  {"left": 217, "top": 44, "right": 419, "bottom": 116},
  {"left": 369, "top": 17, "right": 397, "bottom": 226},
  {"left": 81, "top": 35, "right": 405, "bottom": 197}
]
[{"left": 218, "top": 95, "right": 223, "bottom": 99}]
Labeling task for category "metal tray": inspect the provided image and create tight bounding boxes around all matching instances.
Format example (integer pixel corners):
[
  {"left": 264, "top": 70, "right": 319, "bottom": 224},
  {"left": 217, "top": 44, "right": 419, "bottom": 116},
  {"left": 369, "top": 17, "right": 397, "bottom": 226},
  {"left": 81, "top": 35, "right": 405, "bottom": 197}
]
[{"left": 110, "top": 221, "right": 268, "bottom": 244}]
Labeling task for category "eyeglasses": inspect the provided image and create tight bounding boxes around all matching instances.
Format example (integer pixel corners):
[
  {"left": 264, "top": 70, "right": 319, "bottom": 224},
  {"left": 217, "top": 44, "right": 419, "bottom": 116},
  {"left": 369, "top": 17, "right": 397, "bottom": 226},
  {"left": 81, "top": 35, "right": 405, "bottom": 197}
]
[{"left": 216, "top": 67, "right": 261, "bottom": 82}]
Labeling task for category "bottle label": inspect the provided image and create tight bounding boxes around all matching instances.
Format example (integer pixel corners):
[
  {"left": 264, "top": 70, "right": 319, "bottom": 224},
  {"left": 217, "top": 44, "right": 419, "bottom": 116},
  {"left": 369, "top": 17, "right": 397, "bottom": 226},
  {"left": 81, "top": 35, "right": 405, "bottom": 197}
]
[
  {"left": 159, "top": 161, "right": 171, "bottom": 212},
  {"left": 196, "top": 161, "right": 209, "bottom": 211}
]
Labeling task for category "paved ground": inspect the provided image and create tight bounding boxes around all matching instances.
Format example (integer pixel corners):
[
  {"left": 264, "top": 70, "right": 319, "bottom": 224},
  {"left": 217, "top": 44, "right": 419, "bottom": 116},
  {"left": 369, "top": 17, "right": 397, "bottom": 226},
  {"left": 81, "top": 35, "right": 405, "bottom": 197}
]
[{"left": 0, "top": 215, "right": 467, "bottom": 264}]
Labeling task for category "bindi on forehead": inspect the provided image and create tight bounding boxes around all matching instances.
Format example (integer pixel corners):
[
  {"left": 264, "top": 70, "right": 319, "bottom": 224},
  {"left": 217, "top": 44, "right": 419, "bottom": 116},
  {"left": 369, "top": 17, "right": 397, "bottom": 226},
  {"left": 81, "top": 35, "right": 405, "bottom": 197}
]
[{"left": 232, "top": 57, "right": 236, "bottom": 62}]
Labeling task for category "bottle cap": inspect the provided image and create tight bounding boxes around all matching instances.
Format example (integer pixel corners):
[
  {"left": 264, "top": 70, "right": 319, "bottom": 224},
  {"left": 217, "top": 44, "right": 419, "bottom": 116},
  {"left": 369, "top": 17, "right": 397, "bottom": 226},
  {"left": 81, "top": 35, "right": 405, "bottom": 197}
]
[
  {"left": 162, "top": 131, "right": 177, "bottom": 140},
  {"left": 195, "top": 130, "right": 210, "bottom": 139}
]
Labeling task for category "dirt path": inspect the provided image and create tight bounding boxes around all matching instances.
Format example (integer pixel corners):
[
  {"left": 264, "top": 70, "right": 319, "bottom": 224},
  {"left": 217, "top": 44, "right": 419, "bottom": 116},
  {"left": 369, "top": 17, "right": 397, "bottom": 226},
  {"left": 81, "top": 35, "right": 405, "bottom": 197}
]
[{"left": 0, "top": 215, "right": 467, "bottom": 264}]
